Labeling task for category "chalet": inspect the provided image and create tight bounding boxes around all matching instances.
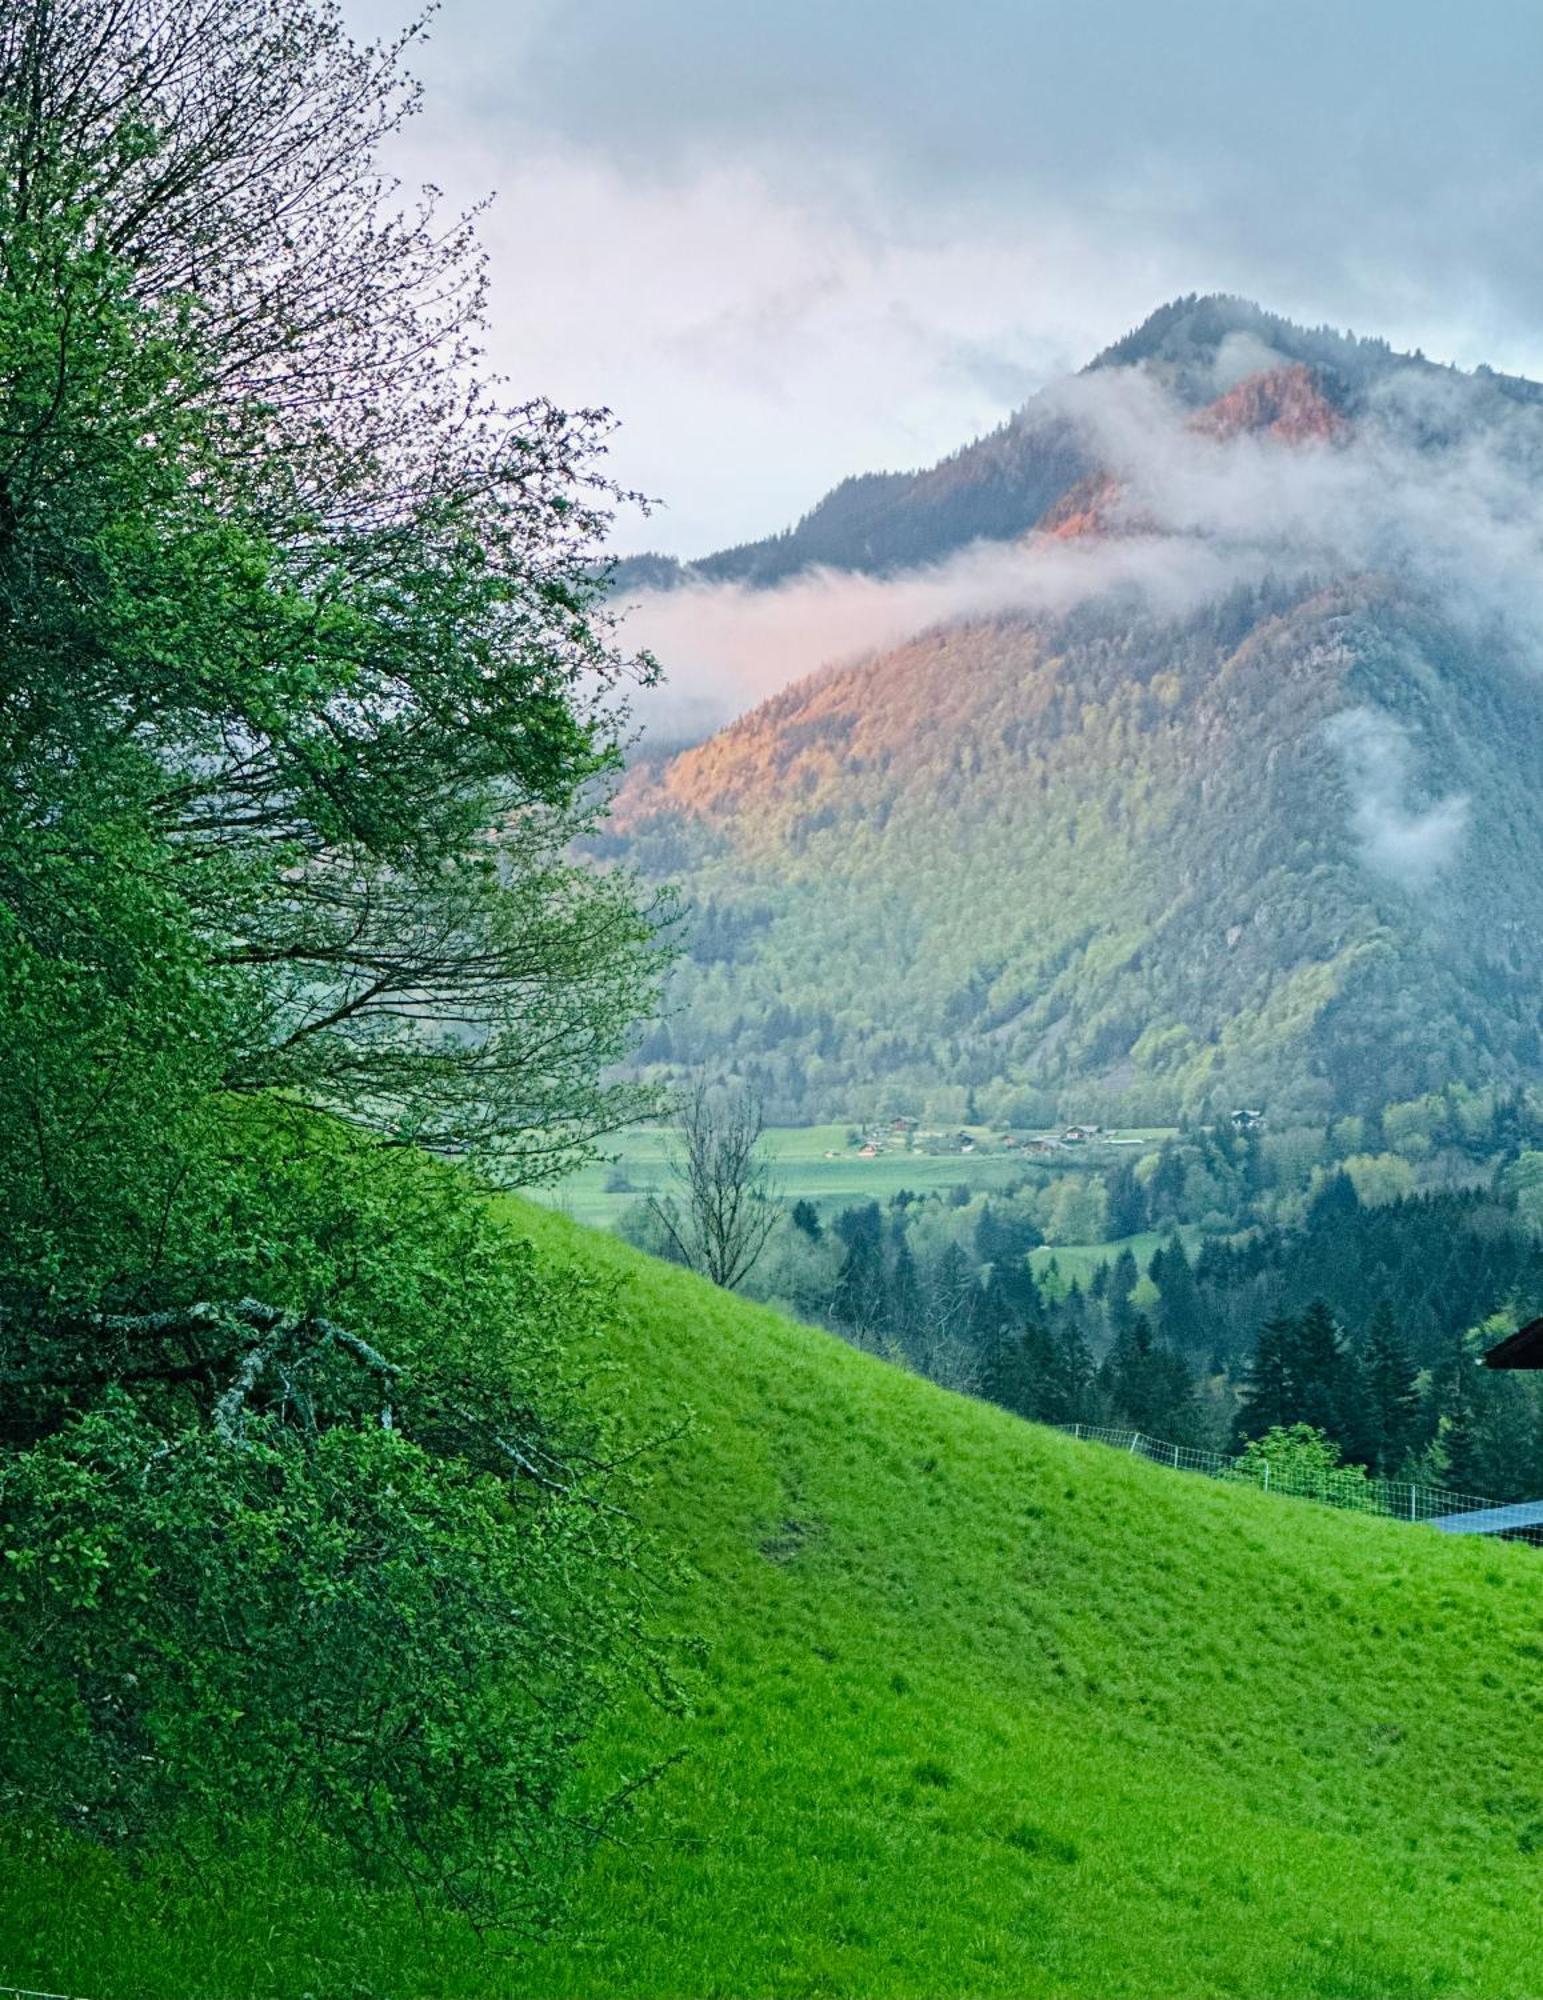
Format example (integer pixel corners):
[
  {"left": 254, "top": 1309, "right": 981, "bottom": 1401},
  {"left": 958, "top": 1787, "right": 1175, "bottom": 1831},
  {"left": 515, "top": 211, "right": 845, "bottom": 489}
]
[
  {"left": 1062, "top": 1124, "right": 1099, "bottom": 1144},
  {"left": 1230, "top": 1108, "right": 1266, "bottom": 1131},
  {"left": 1428, "top": 1323, "right": 1543, "bottom": 1544},
  {"left": 857, "top": 1143, "right": 879, "bottom": 1159},
  {"left": 1482, "top": 1318, "right": 1543, "bottom": 1369}
]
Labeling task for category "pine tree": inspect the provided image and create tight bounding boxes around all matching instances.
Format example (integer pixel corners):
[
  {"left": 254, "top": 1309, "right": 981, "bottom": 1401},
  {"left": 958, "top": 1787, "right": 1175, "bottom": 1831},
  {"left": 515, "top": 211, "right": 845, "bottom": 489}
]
[
  {"left": 888, "top": 1234, "right": 922, "bottom": 1339},
  {"left": 790, "top": 1199, "right": 823, "bottom": 1242},
  {"left": 831, "top": 1203, "right": 889, "bottom": 1342},
  {"left": 1332, "top": 1343, "right": 1380, "bottom": 1471},
  {"left": 1105, "top": 1161, "right": 1146, "bottom": 1237},
  {"left": 1106, "top": 1246, "right": 1140, "bottom": 1340},
  {"left": 1290, "top": 1299, "right": 1345, "bottom": 1435},
  {"left": 1100, "top": 1315, "right": 1194, "bottom": 1437},
  {"left": 1151, "top": 1236, "right": 1205, "bottom": 1352},
  {"left": 1236, "top": 1316, "right": 1297, "bottom": 1440},
  {"left": 1362, "top": 1301, "right": 1420, "bottom": 1473}
]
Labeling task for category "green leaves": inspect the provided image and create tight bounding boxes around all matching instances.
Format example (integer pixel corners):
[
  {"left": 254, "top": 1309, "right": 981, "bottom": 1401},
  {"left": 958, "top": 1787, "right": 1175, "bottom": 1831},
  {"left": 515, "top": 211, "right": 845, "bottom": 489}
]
[{"left": 0, "top": 0, "right": 678, "bottom": 1931}]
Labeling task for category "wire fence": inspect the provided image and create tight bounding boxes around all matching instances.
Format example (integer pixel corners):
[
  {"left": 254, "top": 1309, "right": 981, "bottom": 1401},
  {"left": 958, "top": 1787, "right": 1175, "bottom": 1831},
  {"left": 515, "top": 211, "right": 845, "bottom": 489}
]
[{"left": 1058, "top": 1423, "right": 1543, "bottom": 1547}]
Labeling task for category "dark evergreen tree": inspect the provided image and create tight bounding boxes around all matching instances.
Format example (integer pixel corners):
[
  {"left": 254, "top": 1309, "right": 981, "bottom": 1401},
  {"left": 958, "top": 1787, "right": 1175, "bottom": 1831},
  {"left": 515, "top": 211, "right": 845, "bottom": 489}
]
[
  {"left": 1105, "top": 1161, "right": 1147, "bottom": 1238},
  {"left": 1362, "top": 1302, "right": 1421, "bottom": 1474},
  {"left": 1236, "top": 1316, "right": 1298, "bottom": 1440},
  {"left": 1331, "top": 1342, "right": 1380, "bottom": 1471},
  {"left": 831, "top": 1203, "right": 889, "bottom": 1341},
  {"left": 1100, "top": 1315, "right": 1196, "bottom": 1438},
  {"left": 790, "top": 1199, "right": 823, "bottom": 1242},
  {"left": 1106, "top": 1247, "right": 1140, "bottom": 1341},
  {"left": 1150, "top": 1236, "right": 1205, "bottom": 1353},
  {"left": 888, "top": 1234, "right": 923, "bottom": 1340},
  {"left": 1290, "top": 1299, "right": 1346, "bottom": 1436}
]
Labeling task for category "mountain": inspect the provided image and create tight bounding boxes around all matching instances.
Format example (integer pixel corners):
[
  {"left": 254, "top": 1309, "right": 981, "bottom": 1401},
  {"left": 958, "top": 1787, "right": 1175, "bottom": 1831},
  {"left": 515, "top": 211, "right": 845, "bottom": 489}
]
[
  {"left": 614, "top": 293, "right": 1543, "bottom": 591},
  {"left": 16, "top": 1204, "right": 1543, "bottom": 1997},
  {"left": 602, "top": 299, "right": 1543, "bottom": 1124}
]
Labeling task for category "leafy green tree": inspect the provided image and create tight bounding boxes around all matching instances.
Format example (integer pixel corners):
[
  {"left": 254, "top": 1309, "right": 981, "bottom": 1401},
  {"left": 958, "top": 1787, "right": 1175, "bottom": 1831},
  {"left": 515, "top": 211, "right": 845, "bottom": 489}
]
[
  {"left": 0, "top": 0, "right": 666, "bottom": 1186},
  {"left": 0, "top": 0, "right": 674, "bottom": 1924},
  {"left": 1233, "top": 1425, "right": 1373, "bottom": 1509}
]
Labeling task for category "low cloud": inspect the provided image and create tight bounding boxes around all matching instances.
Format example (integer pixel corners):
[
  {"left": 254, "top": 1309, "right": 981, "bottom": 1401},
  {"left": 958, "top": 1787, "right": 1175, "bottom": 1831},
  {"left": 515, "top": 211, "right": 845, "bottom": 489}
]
[
  {"left": 619, "top": 531, "right": 1266, "bottom": 734},
  {"left": 1324, "top": 707, "right": 1470, "bottom": 890},
  {"left": 620, "top": 354, "right": 1543, "bottom": 746}
]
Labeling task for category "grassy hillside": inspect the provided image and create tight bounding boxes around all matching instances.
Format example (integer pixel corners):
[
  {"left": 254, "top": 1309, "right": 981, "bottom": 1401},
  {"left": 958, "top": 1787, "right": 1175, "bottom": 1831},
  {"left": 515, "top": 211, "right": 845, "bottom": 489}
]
[{"left": 6, "top": 1204, "right": 1543, "bottom": 1999}]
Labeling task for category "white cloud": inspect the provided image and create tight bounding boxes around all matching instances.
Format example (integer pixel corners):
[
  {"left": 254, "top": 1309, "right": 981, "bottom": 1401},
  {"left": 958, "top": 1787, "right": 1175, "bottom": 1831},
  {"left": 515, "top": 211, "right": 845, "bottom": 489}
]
[
  {"left": 619, "top": 356, "right": 1543, "bottom": 738},
  {"left": 1324, "top": 708, "right": 1471, "bottom": 889}
]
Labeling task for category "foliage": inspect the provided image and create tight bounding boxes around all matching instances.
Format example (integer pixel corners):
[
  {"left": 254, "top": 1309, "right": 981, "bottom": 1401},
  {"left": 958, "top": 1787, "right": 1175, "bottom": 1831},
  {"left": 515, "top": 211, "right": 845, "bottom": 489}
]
[
  {"left": 1232, "top": 1423, "right": 1373, "bottom": 1508},
  {"left": 0, "top": 1115, "right": 674, "bottom": 1928},
  {"left": 0, "top": 0, "right": 674, "bottom": 1932},
  {"left": 0, "top": 0, "right": 668, "bottom": 1181}
]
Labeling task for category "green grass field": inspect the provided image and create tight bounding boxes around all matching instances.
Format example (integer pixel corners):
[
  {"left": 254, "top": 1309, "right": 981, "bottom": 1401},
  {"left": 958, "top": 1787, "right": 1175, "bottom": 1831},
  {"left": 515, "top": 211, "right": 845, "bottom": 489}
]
[
  {"left": 536, "top": 1122, "right": 1167, "bottom": 1229},
  {"left": 5, "top": 1203, "right": 1542, "bottom": 1999}
]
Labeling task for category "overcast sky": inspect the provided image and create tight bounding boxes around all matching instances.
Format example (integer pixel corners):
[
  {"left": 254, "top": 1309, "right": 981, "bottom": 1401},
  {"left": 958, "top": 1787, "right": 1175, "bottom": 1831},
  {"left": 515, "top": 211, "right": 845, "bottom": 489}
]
[{"left": 343, "top": 0, "right": 1543, "bottom": 557}]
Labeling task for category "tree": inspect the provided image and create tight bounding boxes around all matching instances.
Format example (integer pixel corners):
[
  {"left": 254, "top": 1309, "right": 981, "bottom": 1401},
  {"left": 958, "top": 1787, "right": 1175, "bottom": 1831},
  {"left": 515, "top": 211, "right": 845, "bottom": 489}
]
[
  {"left": 1105, "top": 1161, "right": 1147, "bottom": 1238},
  {"left": 647, "top": 1080, "right": 780, "bottom": 1291},
  {"left": 1099, "top": 1314, "right": 1195, "bottom": 1438},
  {"left": 0, "top": 0, "right": 668, "bottom": 1185},
  {"left": 1106, "top": 1246, "right": 1141, "bottom": 1339},
  {"left": 1290, "top": 1299, "right": 1347, "bottom": 1436},
  {"left": 1236, "top": 1316, "right": 1298, "bottom": 1439},
  {"left": 1045, "top": 1173, "right": 1109, "bottom": 1245},
  {"left": 1149, "top": 1235, "right": 1205, "bottom": 1352},
  {"left": 0, "top": 0, "right": 673, "bottom": 1923},
  {"left": 1362, "top": 1302, "right": 1421, "bottom": 1473},
  {"left": 1233, "top": 1425, "right": 1373, "bottom": 1510},
  {"left": 791, "top": 1199, "right": 824, "bottom": 1242}
]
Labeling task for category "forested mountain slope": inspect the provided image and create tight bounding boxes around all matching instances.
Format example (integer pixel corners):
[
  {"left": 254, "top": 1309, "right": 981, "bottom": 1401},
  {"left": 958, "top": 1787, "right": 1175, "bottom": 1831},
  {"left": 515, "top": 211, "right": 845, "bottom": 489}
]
[
  {"left": 612, "top": 576, "right": 1543, "bottom": 1121},
  {"left": 605, "top": 302, "right": 1543, "bottom": 1122},
  {"left": 12, "top": 1206, "right": 1543, "bottom": 1998}
]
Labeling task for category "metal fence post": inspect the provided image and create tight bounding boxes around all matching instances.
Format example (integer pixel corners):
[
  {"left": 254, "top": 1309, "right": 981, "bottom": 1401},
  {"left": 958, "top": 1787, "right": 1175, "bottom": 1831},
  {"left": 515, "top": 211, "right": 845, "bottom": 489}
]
[{"left": 1128, "top": 1431, "right": 1141, "bottom": 1454}]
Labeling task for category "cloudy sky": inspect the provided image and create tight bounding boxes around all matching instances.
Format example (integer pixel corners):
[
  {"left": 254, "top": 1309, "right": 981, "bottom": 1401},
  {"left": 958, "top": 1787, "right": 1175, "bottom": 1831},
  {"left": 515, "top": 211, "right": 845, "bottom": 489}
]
[{"left": 343, "top": 0, "right": 1543, "bottom": 559}]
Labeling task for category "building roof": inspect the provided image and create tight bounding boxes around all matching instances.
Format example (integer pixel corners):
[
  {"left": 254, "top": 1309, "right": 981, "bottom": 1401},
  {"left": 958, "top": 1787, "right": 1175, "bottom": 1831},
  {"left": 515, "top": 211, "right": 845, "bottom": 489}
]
[
  {"left": 1482, "top": 1318, "right": 1543, "bottom": 1369},
  {"left": 1428, "top": 1499, "right": 1543, "bottom": 1537}
]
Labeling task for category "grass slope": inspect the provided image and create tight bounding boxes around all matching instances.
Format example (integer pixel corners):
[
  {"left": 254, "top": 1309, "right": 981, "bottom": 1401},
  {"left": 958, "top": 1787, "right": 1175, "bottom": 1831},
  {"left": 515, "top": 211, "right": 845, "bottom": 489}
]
[{"left": 6, "top": 1204, "right": 1543, "bottom": 1999}]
